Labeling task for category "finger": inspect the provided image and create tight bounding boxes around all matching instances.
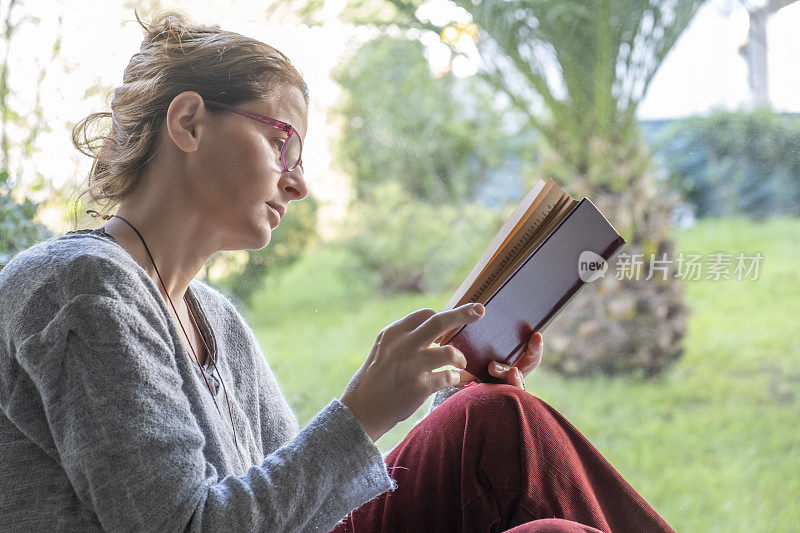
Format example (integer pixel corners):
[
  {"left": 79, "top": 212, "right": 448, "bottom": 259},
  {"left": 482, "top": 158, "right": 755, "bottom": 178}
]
[
  {"left": 515, "top": 332, "right": 543, "bottom": 376},
  {"left": 419, "top": 345, "right": 467, "bottom": 372},
  {"left": 433, "top": 308, "right": 465, "bottom": 344},
  {"left": 489, "top": 361, "right": 525, "bottom": 389},
  {"left": 385, "top": 308, "right": 437, "bottom": 337},
  {"left": 410, "top": 303, "right": 485, "bottom": 347},
  {"left": 452, "top": 368, "right": 477, "bottom": 388},
  {"left": 429, "top": 368, "right": 461, "bottom": 391}
]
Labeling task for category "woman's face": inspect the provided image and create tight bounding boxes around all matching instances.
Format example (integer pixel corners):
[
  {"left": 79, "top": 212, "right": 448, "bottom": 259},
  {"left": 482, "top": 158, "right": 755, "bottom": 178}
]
[{"left": 191, "top": 84, "right": 309, "bottom": 251}]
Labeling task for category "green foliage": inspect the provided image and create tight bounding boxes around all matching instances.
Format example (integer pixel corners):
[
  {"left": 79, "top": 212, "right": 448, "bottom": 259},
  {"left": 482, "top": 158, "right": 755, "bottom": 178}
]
[
  {"left": 0, "top": 172, "right": 53, "bottom": 270},
  {"left": 211, "top": 197, "right": 319, "bottom": 306},
  {"left": 333, "top": 35, "right": 533, "bottom": 205},
  {"left": 341, "top": 181, "right": 504, "bottom": 294},
  {"left": 0, "top": 1, "right": 56, "bottom": 269},
  {"left": 333, "top": 33, "right": 535, "bottom": 296},
  {"left": 375, "top": 0, "right": 704, "bottom": 191},
  {"left": 657, "top": 109, "right": 800, "bottom": 219}
]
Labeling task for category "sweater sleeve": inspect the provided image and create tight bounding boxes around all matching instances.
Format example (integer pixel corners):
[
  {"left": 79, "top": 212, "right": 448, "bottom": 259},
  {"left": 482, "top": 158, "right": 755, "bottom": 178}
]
[{"left": 15, "top": 293, "right": 395, "bottom": 532}]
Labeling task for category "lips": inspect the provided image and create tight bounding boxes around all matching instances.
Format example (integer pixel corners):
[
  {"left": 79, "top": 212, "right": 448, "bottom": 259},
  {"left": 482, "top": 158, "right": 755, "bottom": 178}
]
[{"left": 266, "top": 202, "right": 285, "bottom": 220}]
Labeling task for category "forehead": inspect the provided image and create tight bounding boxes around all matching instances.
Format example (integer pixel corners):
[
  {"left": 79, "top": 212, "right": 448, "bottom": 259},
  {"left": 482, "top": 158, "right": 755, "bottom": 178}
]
[{"left": 243, "top": 85, "right": 308, "bottom": 138}]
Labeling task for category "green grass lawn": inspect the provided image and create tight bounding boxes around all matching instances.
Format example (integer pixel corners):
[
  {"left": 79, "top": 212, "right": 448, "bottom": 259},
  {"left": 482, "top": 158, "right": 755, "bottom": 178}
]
[{"left": 246, "top": 216, "right": 800, "bottom": 532}]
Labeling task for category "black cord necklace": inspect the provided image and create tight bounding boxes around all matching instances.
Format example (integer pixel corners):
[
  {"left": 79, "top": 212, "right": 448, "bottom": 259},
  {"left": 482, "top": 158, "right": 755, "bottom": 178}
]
[{"left": 88, "top": 211, "right": 241, "bottom": 455}]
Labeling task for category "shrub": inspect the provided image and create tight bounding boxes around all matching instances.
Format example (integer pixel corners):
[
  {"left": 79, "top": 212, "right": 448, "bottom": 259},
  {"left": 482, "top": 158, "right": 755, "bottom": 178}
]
[
  {"left": 341, "top": 182, "right": 504, "bottom": 295},
  {"left": 656, "top": 109, "right": 800, "bottom": 220},
  {"left": 0, "top": 172, "right": 52, "bottom": 270}
]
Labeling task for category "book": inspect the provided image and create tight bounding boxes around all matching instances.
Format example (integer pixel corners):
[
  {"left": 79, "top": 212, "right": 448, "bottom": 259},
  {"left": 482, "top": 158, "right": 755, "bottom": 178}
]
[{"left": 439, "top": 179, "right": 626, "bottom": 383}]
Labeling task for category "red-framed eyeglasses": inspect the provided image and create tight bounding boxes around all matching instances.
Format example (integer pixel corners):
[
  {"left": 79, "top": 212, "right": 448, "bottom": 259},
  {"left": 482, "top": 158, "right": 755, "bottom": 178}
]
[{"left": 204, "top": 99, "right": 303, "bottom": 172}]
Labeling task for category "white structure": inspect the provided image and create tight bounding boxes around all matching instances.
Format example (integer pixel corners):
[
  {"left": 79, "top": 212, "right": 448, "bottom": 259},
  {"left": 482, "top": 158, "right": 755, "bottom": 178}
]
[{"left": 638, "top": 0, "right": 800, "bottom": 120}]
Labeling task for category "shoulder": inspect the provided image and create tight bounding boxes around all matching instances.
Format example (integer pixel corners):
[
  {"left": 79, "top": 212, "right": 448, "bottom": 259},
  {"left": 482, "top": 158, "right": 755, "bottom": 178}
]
[
  {"left": 0, "top": 233, "right": 163, "bottom": 342},
  {"left": 1, "top": 232, "right": 143, "bottom": 291}
]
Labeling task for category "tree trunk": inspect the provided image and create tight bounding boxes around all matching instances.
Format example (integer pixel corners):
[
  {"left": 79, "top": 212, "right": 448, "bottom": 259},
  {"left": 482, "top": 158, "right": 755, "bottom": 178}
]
[{"left": 542, "top": 140, "right": 688, "bottom": 377}]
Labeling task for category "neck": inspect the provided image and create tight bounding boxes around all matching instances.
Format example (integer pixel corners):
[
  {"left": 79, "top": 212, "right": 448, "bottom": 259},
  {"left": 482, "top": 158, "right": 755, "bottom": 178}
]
[{"left": 101, "top": 184, "right": 223, "bottom": 304}]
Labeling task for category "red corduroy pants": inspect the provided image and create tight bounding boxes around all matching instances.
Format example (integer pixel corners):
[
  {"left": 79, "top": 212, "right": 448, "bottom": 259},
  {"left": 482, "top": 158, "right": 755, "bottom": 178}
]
[{"left": 330, "top": 383, "right": 673, "bottom": 533}]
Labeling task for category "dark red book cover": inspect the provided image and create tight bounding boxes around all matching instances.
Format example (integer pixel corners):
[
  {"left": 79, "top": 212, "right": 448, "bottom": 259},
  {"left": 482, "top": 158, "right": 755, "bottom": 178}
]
[{"left": 445, "top": 198, "right": 625, "bottom": 383}]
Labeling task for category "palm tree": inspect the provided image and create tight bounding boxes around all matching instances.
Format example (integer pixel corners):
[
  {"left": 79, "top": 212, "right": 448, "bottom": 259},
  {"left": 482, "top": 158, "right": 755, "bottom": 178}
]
[{"left": 361, "top": 0, "right": 706, "bottom": 377}]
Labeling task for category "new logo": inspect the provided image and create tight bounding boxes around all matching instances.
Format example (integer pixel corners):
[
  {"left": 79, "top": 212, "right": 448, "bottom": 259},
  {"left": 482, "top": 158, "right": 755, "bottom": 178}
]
[{"left": 578, "top": 251, "right": 607, "bottom": 283}]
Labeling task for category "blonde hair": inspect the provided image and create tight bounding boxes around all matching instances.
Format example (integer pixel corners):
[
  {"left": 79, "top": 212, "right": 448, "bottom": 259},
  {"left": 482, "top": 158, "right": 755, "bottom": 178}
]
[{"left": 70, "top": 11, "right": 309, "bottom": 226}]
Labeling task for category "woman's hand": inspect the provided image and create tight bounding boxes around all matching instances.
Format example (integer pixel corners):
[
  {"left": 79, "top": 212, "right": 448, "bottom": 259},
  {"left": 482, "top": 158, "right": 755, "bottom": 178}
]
[
  {"left": 488, "top": 332, "right": 543, "bottom": 389},
  {"left": 340, "top": 303, "right": 485, "bottom": 442},
  {"left": 450, "top": 332, "right": 544, "bottom": 390}
]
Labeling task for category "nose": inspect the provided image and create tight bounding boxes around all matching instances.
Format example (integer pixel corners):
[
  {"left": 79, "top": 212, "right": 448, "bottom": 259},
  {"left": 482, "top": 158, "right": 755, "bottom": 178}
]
[{"left": 281, "top": 164, "right": 309, "bottom": 201}]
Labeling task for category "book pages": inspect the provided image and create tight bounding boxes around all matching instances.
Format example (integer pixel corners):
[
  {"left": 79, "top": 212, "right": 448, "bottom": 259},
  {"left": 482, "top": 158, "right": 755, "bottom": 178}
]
[
  {"left": 438, "top": 179, "right": 575, "bottom": 345},
  {"left": 478, "top": 195, "right": 578, "bottom": 302},
  {"left": 443, "top": 179, "right": 549, "bottom": 312}
]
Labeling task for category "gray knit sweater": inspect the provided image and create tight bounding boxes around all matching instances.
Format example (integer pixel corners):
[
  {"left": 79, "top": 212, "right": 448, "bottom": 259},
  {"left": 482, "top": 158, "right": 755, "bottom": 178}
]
[{"left": 0, "top": 229, "right": 458, "bottom": 532}]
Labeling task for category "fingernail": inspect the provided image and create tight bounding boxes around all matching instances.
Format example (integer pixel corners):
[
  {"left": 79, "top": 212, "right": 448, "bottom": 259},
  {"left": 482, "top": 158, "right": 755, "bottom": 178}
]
[
  {"left": 495, "top": 362, "right": 509, "bottom": 371},
  {"left": 471, "top": 303, "right": 484, "bottom": 317}
]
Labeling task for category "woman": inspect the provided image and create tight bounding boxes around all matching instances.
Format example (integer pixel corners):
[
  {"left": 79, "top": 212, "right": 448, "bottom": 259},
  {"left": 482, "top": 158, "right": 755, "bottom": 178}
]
[{"left": 0, "top": 13, "right": 672, "bottom": 533}]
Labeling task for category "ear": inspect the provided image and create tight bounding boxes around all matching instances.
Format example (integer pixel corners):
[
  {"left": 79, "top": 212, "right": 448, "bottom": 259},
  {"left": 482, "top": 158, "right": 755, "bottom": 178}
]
[{"left": 164, "top": 91, "right": 207, "bottom": 153}]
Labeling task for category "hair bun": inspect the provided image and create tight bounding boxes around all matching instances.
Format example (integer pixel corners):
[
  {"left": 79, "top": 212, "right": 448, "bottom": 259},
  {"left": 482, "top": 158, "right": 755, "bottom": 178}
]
[{"left": 137, "top": 11, "right": 216, "bottom": 44}]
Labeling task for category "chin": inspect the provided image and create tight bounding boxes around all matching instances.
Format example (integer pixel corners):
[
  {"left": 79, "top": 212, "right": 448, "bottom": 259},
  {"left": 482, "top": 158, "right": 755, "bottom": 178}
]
[
  {"left": 256, "top": 233, "right": 272, "bottom": 250},
  {"left": 225, "top": 207, "right": 275, "bottom": 250},
  {"left": 242, "top": 224, "right": 271, "bottom": 250},
  {"left": 253, "top": 220, "right": 273, "bottom": 249},
  {"left": 224, "top": 221, "right": 271, "bottom": 251}
]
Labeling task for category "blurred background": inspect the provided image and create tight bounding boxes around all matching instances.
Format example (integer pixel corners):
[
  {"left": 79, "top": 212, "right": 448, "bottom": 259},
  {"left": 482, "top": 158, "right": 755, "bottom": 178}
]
[{"left": 1, "top": 0, "right": 798, "bottom": 529}]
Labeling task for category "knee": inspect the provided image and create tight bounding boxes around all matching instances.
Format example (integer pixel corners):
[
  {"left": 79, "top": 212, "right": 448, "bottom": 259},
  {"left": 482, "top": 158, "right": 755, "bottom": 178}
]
[
  {"left": 504, "top": 518, "right": 605, "bottom": 533},
  {"left": 448, "top": 382, "right": 549, "bottom": 421},
  {"left": 459, "top": 381, "right": 541, "bottom": 404}
]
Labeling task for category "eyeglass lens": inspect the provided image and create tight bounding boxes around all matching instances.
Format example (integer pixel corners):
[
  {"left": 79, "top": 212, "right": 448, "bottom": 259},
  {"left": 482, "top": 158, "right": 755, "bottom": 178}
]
[{"left": 284, "top": 133, "right": 302, "bottom": 170}]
